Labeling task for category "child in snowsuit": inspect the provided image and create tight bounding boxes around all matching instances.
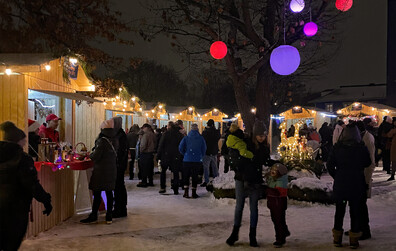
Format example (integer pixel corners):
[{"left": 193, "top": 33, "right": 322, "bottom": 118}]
[{"left": 266, "top": 163, "right": 290, "bottom": 248}]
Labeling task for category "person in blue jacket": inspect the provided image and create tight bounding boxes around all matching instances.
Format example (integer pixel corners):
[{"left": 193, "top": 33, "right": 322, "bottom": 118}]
[{"left": 179, "top": 124, "right": 207, "bottom": 198}]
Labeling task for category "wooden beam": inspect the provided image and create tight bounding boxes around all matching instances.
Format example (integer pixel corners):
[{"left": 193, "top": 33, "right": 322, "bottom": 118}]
[{"left": 0, "top": 65, "right": 41, "bottom": 73}]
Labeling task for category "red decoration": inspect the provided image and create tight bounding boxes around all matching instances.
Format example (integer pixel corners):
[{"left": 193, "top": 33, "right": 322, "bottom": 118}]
[
  {"left": 335, "top": 0, "right": 353, "bottom": 12},
  {"left": 210, "top": 41, "right": 227, "bottom": 59}
]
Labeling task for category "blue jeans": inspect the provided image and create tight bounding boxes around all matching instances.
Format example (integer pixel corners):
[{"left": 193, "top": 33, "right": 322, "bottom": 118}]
[
  {"left": 203, "top": 155, "right": 218, "bottom": 183},
  {"left": 234, "top": 180, "right": 260, "bottom": 228}
]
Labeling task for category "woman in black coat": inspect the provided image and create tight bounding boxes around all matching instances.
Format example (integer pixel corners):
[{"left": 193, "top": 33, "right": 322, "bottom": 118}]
[
  {"left": 80, "top": 121, "right": 117, "bottom": 224},
  {"left": 0, "top": 121, "right": 52, "bottom": 251},
  {"left": 327, "top": 125, "right": 371, "bottom": 248},
  {"left": 226, "top": 121, "right": 274, "bottom": 247}
]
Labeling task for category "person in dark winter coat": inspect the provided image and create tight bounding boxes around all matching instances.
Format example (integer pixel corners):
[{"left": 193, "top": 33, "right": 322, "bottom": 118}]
[
  {"left": 327, "top": 125, "right": 371, "bottom": 249},
  {"left": 127, "top": 124, "right": 140, "bottom": 180},
  {"left": 80, "top": 119, "right": 117, "bottom": 224},
  {"left": 157, "top": 122, "right": 184, "bottom": 194},
  {"left": 201, "top": 119, "right": 221, "bottom": 187},
  {"left": 226, "top": 120, "right": 274, "bottom": 247},
  {"left": 221, "top": 122, "right": 232, "bottom": 173},
  {"left": 378, "top": 116, "right": 393, "bottom": 173},
  {"left": 112, "top": 117, "right": 129, "bottom": 218},
  {"left": 137, "top": 124, "right": 157, "bottom": 187},
  {"left": 266, "top": 163, "right": 290, "bottom": 248},
  {"left": 319, "top": 122, "right": 333, "bottom": 161},
  {"left": 0, "top": 121, "right": 52, "bottom": 251},
  {"left": 179, "top": 124, "right": 206, "bottom": 198}
]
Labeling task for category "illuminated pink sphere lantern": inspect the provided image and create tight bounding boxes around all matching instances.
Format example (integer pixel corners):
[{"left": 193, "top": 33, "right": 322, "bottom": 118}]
[
  {"left": 290, "top": 0, "right": 305, "bottom": 13},
  {"left": 335, "top": 0, "right": 353, "bottom": 12},
  {"left": 303, "top": 22, "right": 318, "bottom": 37},
  {"left": 270, "top": 45, "right": 300, "bottom": 75},
  {"left": 210, "top": 41, "right": 227, "bottom": 59}
]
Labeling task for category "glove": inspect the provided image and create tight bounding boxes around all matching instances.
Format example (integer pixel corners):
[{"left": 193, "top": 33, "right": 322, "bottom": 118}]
[{"left": 43, "top": 202, "right": 53, "bottom": 216}]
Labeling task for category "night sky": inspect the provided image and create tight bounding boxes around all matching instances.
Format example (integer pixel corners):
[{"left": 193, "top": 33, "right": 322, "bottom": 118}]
[{"left": 103, "top": 0, "right": 387, "bottom": 93}]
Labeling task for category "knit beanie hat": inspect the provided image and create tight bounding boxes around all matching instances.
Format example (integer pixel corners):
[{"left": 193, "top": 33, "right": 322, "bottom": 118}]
[
  {"left": 273, "top": 163, "right": 288, "bottom": 176},
  {"left": 253, "top": 120, "right": 267, "bottom": 137},
  {"left": 28, "top": 119, "right": 40, "bottom": 132},
  {"left": 229, "top": 123, "right": 239, "bottom": 133},
  {"left": 100, "top": 119, "right": 114, "bottom": 129},
  {"left": 0, "top": 121, "right": 26, "bottom": 143}
]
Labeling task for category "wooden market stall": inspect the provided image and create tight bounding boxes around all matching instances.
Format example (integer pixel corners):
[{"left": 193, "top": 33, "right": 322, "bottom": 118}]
[
  {"left": 197, "top": 108, "right": 229, "bottom": 134},
  {"left": 0, "top": 53, "right": 99, "bottom": 237},
  {"left": 269, "top": 106, "right": 335, "bottom": 152},
  {"left": 336, "top": 102, "right": 396, "bottom": 125}
]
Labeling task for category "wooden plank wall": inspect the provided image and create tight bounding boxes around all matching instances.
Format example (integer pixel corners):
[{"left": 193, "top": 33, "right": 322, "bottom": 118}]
[
  {"left": 26, "top": 167, "right": 74, "bottom": 238},
  {"left": 0, "top": 74, "right": 28, "bottom": 137},
  {"left": 75, "top": 101, "right": 105, "bottom": 151}
]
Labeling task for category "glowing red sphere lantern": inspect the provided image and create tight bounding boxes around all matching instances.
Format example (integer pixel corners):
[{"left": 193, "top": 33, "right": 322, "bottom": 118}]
[
  {"left": 335, "top": 0, "right": 353, "bottom": 12},
  {"left": 210, "top": 41, "right": 227, "bottom": 59},
  {"left": 270, "top": 45, "right": 300, "bottom": 76},
  {"left": 304, "top": 22, "right": 318, "bottom": 37}
]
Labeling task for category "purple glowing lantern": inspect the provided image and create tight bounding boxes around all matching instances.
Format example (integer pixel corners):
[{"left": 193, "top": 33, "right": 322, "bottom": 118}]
[
  {"left": 270, "top": 45, "right": 301, "bottom": 75},
  {"left": 303, "top": 22, "right": 318, "bottom": 37},
  {"left": 290, "top": 0, "right": 305, "bottom": 13}
]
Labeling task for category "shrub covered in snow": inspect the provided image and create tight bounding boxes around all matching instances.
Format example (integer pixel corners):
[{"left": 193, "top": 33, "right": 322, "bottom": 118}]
[{"left": 288, "top": 177, "right": 334, "bottom": 204}]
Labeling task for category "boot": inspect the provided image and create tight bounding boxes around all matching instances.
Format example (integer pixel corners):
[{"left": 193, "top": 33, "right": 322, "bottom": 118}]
[
  {"left": 183, "top": 188, "right": 189, "bottom": 198},
  {"left": 387, "top": 175, "right": 395, "bottom": 181},
  {"left": 249, "top": 227, "right": 258, "bottom": 247},
  {"left": 192, "top": 188, "right": 199, "bottom": 198},
  {"left": 349, "top": 231, "right": 362, "bottom": 249},
  {"left": 105, "top": 212, "right": 112, "bottom": 224},
  {"left": 80, "top": 213, "right": 98, "bottom": 224},
  {"left": 173, "top": 187, "right": 179, "bottom": 195},
  {"left": 332, "top": 228, "right": 343, "bottom": 247},
  {"left": 226, "top": 225, "right": 240, "bottom": 246}
]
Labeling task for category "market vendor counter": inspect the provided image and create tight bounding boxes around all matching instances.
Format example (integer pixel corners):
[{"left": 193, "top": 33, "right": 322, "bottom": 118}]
[{"left": 26, "top": 160, "right": 93, "bottom": 238}]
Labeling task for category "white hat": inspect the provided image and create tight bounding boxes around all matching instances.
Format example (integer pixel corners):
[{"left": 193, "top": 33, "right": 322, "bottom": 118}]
[{"left": 28, "top": 119, "right": 40, "bottom": 132}]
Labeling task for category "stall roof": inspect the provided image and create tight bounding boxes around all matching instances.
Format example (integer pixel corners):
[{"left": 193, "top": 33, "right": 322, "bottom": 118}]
[
  {"left": 31, "top": 89, "right": 102, "bottom": 103},
  {"left": 0, "top": 53, "right": 53, "bottom": 66},
  {"left": 166, "top": 106, "right": 188, "bottom": 114}
]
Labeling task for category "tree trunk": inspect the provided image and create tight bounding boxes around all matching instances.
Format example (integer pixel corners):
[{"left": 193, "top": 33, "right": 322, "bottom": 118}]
[
  {"left": 233, "top": 79, "right": 254, "bottom": 133},
  {"left": 255, "top": 61, "right": 272, "bottom": 129}
]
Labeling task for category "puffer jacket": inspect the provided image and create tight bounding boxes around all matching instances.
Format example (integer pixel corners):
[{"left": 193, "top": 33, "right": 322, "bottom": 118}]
[
  {"left": 89, "top": 129, "right": 117, "bottom": 191},
  {"left": 179, "top": 130, "right": 207, "bottom": 162},
  {"left": 327, "top": 142, "right": 371, "bottom": 201}
]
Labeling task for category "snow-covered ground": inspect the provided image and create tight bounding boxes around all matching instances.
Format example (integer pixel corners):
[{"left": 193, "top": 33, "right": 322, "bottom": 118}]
[{"left": 20, "top": 163, "right": 396, "bottom": 251}]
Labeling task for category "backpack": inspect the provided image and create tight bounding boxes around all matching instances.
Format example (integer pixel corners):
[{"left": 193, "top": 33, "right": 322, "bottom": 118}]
[{"left": 224, "top": 147, "right": 245, "bottom": 172}]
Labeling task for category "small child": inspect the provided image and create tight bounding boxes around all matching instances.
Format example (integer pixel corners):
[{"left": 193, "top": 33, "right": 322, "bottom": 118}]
[{"left": 266, "top": 163, "right": 290, "bottom": 248}]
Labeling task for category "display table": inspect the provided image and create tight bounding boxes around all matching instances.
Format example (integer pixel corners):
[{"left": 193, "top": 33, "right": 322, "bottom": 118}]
[{"left": 34, "top": 160, "right": 94, "bottom": 172}]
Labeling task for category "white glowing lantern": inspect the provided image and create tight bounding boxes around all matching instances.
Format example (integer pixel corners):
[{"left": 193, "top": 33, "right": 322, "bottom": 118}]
[
  {"left": 5, "top": 69, "right": 12, "bottom": 75},
  {"left": 290, "top": 0, "right": 305, "bottom": 13}
]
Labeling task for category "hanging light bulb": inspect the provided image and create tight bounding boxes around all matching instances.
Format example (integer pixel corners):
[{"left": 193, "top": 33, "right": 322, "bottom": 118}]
[
  {"left": 45, "top": 65, "right": 51, "bottom": 71},
  {"left": 112, "top": 102, "right": 116, "bottom": 106},
  {"left": 290, "top": 0, "right": 305, "bottom": 13},
  {"left": 116, "top": 96, "right": 120, "bottom": 99},
  {"left": 303, "top": 22, "right": 318, "bottom": 37},
  {"left": 210, "top": 41, "right": 227, "bottom": 59},
  {"left": 132, "top": 97, "right": 136, "bottom": 101},
  {"left": 103, "top": 102, "right": 107, "bottom": 106},
  {"left": 119, "top": 87, "right": 122, "bottom": 91},
  {"left": 5, "top": 69, "right": 12, "bottom": 75}
]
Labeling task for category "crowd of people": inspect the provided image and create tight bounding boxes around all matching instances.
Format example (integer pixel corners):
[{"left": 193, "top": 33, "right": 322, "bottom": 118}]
[{"left": 2, "top": 113, "right": 396, "bottom": 250}]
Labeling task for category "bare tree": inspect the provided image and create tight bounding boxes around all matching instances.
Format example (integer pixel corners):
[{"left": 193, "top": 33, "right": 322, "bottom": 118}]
[{"left": 139, "top": 0, "right": 344, "bottom": 132}]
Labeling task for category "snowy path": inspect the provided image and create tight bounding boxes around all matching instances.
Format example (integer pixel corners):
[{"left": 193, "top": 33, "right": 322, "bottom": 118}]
[{"left": 20, "top": 167, "right": 396, "bottom": 251}]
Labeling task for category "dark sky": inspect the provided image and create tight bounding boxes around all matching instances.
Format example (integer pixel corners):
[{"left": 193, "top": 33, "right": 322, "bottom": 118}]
[{"left": 105, "top": 0, "right": 387, "bottom": 92}]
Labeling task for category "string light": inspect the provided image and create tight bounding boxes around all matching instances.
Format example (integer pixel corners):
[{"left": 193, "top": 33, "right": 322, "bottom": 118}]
[
  {"left": 132, "top": 97, "right": 136, "bottom": 101},
  {"left": 45, "top": 65, "right": 51, "bottom": 71},
  {"left": 5, "top": 69, "right": 12, "bottom": 75},
  {"left": 119, "top": 88, "right": 122, "bottom": 91},
  {"left": 116, "top": 96, "right": 120, "bottom": 99},
  {"left": 103, "top": 102, "right": 107, "bottom": 106},
  {"left": 112, "top": 102, "right": 116, "bottom": 106}
]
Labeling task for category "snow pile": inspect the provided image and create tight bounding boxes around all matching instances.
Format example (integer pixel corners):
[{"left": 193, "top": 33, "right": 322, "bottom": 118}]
[
  {"left": 288, "top": 169, "right": 316, "bottom": 179},
  {"left": 212, "top": 171, "right": 235, "bottom": 189},
  {"left": 289, "top": 177, "right": 333, "bottom": 192}
]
